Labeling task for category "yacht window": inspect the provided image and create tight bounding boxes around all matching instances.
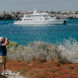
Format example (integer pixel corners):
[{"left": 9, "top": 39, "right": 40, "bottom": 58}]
[
  {"left": 19, "top": 19, "right": 22, "bottom": 21},
  {"left": 26, "top": 15, "right": 31, "bottom": 17},
  {"left": 24, "top": 19, "right": 32, "bottom": 20},
  {"left": 45, "top": 18, "right": 50, "bottom": 20},
  {"left": 44, "top": 15, "right": 48, "bottom": 17},
  {"left": 26, "top": 15, "right": 28, "bottom": 17},
  {"left": 29, "top": 15, "right": 30, "bottom": 17}
]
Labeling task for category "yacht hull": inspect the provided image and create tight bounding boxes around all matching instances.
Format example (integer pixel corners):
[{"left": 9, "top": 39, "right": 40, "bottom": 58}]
[{"left": 14, "top": 19, "right": 67, "bottom": 25}]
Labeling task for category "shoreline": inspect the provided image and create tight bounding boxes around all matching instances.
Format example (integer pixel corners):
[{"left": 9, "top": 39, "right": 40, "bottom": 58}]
[{"left": 0, "top": 12, "right": 78, "bottom": 20}]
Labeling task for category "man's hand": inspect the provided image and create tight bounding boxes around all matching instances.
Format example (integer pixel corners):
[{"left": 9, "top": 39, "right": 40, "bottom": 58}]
[{"left": 5, "top": 38, "right": 9, "bottom": 45}]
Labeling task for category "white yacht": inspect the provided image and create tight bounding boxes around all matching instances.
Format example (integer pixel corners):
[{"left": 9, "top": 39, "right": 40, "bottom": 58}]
[{"left": 14, "top": 10, "right": 67, "bottom": 25}]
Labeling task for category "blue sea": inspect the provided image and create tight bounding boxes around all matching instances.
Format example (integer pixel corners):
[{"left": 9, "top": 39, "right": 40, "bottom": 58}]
[{"left": 0, "top": 19, "right": 78, "bottom": 46}]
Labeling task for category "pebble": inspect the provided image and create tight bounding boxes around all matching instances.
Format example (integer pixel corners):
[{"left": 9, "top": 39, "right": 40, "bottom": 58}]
[{"left": 5, "top": 70, "right": 25, "bottom": 78}]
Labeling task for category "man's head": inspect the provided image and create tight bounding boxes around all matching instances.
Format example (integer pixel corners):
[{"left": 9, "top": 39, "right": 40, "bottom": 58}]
[{"left": 0, "top": 37, "right": 5, "bottom": 43}]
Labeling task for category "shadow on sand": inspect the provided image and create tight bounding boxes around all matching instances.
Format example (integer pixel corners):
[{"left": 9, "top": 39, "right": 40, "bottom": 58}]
[{"left": 0, "top": 74, "right": 7, "bottom": 78}]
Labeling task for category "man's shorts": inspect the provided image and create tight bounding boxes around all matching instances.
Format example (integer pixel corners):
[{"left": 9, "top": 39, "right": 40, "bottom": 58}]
[{"left": 0, "top": 56, "right": 6, "bottom": 64}]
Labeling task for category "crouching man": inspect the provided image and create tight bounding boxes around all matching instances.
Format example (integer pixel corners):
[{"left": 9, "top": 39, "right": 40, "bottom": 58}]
[{"left": 0, "top": 37, "right": 9, "bottom": 75}]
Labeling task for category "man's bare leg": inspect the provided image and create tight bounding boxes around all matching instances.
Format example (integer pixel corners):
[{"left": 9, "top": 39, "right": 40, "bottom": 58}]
[
  {"left": 0, "top": 56, "right": 7, "bottom": 75},
  {"left": 2, "top": 63, "right": 6, "bottom": 72},
  {"left": 2, "top": 56, "right": 6, "bottom": 72},
  {"left": 0, "top": 64, "right": 2, "bottom": 73}
]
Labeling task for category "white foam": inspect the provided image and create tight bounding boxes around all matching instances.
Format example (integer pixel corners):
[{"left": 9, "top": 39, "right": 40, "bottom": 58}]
[{"left": 58, "top": 38, "right": 78, "bottom": 63}]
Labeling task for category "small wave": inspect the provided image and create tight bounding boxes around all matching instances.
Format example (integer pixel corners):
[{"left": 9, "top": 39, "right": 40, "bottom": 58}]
[
  {"left": 67, "top": 23, "right": 78, "bottom": 26},
  {"left": 0, "top": 22, "right": 10, "bottom": 25}
]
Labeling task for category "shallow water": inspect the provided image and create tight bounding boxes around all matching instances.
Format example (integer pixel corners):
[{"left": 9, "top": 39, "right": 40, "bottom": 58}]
[{"left": 0, "top": 19, "right": 78, "bottom": 45}]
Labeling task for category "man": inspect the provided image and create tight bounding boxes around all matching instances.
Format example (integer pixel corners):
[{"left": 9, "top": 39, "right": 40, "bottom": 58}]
[{"left": 0, "top": 37, "right": 9, "bottom": 75}]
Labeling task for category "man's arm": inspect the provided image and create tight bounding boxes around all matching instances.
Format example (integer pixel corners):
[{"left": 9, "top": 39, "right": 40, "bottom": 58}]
[
  {"left": 2, "top": 43, "right": 7, "bottom": 46},
  {"left": 2, "top": 38, "right": 9, "bottom": 46}
]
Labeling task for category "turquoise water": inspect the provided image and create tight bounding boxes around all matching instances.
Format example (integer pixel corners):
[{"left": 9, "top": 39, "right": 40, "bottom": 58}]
[{"left": 0, "top": 19, "right": 78, "bottom": 45}]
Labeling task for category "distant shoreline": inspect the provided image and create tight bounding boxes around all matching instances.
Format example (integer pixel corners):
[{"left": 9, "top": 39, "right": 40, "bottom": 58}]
[{"left": 0, "top": 11, "right": 78, "bottom": 20}]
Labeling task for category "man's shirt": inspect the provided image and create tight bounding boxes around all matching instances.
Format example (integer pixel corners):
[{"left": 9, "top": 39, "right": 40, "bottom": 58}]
[{"left": 0, "top": 42, "right": 7, "bottom": 56}]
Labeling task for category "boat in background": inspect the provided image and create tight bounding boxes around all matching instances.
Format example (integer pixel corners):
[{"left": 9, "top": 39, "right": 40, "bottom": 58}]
[{"left": 14, "top": 10, "right": 67, "bottom": 25}]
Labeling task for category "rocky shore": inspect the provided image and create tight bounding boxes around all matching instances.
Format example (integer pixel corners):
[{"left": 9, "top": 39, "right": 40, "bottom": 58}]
[
  {"left": 0, "top": 40, "right": 78, "bottom": 78},
  {"left": 0, "top": 11, "right": 78, "bottom": 20},
  {"left": 2, "top": 60, "right": 78, "bottom": 78},
  {"left": 0, "top": 70, "right": 25, "bottom": 78}
]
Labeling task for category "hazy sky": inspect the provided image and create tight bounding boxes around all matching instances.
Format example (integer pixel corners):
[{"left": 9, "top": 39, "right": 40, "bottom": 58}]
[{"left": 0, "top": 0, "right": 78, "bottom": 12}]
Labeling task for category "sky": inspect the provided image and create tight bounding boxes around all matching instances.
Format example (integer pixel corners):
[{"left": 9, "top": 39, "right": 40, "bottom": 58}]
[{"left": 0, "top": 0, "right": 78, "bottom": 12}]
